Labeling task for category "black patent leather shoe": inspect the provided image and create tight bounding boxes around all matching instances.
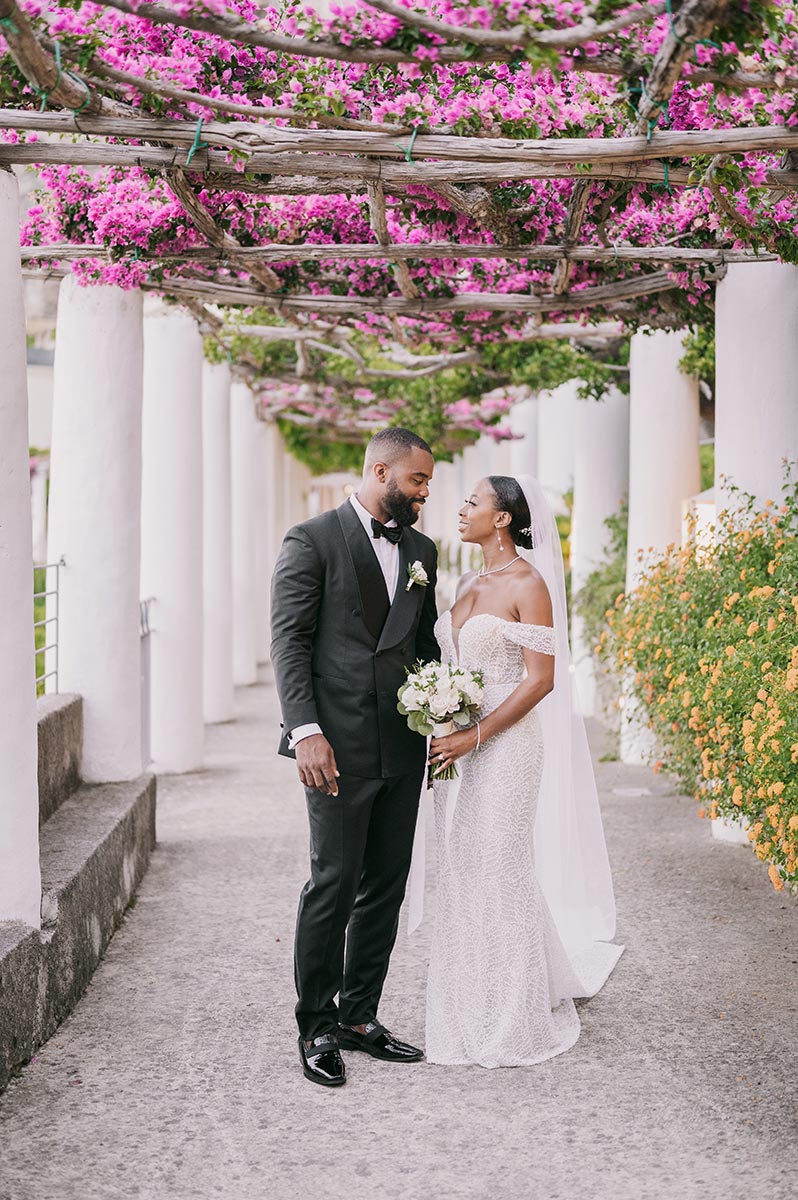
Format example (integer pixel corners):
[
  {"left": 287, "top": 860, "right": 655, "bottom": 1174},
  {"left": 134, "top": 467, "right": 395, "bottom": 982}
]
[
  {"left": 337, "top": 1022, "right": 423, "bottom": 1062},
  {"left": 298, "top": 1034, "right": 346, "bottom": 1087}
]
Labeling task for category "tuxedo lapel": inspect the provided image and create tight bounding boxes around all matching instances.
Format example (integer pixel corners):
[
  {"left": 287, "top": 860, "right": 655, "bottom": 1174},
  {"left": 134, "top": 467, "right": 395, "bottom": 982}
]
[
  {"left": 336, "top": 501, "right": 390, "bottom": 642},
  {"left": 376, "top": 530, "right": 424, "bottom": 654}
]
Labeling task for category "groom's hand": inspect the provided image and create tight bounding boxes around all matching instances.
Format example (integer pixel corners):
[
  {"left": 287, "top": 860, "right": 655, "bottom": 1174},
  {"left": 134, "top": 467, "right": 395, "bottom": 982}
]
[{"left": 296, "top": 734, "right": 340, "bottom": 796}]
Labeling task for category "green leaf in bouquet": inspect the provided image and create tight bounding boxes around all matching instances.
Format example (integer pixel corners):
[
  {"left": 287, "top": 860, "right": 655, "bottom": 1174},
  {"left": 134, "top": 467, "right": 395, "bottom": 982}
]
[
  {"left": 397, "top": 700, "right": 409, "bottom": 716},
  {"left": 408, "top": 710, "right": 431, "bottom": 735},
  {"left": 452, "top": 711, "right": 471, "bottom": 727}
]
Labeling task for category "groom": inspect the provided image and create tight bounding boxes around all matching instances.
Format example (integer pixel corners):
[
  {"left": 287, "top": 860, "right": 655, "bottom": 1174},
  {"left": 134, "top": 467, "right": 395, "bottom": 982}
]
[{"left": 270, "top": 428, "right": 439, "bottom": 1087}]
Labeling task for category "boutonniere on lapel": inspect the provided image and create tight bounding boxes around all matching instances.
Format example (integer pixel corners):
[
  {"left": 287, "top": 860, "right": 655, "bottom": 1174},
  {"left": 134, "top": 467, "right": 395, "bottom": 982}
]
[{"left": 406, "top": 561, "right": 429, "bottom": 592}]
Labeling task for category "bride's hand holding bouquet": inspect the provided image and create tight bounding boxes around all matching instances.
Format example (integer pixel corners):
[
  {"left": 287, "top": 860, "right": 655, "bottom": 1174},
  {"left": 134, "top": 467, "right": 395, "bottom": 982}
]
[{"left": 396, "top": 661, "right": 484, "bottom": 783}]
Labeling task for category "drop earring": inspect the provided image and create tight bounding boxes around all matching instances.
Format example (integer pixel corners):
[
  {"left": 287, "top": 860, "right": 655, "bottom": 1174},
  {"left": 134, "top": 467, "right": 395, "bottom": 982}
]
[{"left": 496, "top": 526, "right": 503, "bottom": 551}]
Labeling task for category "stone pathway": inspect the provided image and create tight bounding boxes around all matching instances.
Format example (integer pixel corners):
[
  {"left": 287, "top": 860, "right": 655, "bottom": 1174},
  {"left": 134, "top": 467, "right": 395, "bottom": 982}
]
[{"left": 1, "top": 670, "right": 795, "bottom": 1200}]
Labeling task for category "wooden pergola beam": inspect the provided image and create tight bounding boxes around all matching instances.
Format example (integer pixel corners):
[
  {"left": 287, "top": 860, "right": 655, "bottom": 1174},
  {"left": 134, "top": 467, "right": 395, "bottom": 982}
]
[
  {"left": 21, "top": 263, "right": 698, "bottom": 314},
  {"left": 361, "top": 0, "right": 665, "bottom": 51},
  {"left": 53, "top": 46, "right": 396, "bottom": 134},
  {"left": 366, "top": 180, "right": 419, "bottom": 299},
  {"left": 0, "top": 140, "right": 699, "bottom": 187},
  {"left": 196, "top": 318, "right": 630, "bottom": 345},
  {"left": 18, "top": 242, "right": 777, "bottom": 266},
  {"left": 0, "top": 0, "right": 120, "bottom": 117},
  {"left": 165, "top": 167, "right": 283, "bottom": 294},
  {"left": 635, "top": 0, "right": 734, "bottom": 134},
  {"left": 74, "top": 0, "right": 667, "bottom": 65},
  {"left": 4, "top": 110, "right": 798, "bottom": 165},
  {"left": 551, "top": 179, "right": 592, "bottom": 295},
  {"left": 568, "top": 51, "right": 793, "bottom": 94}
]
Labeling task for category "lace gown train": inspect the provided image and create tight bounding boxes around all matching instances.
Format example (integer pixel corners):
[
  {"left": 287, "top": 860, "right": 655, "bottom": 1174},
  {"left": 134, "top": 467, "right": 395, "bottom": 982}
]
[{"left": 426, "top": 610, "right": 599, "bottom": 1068}]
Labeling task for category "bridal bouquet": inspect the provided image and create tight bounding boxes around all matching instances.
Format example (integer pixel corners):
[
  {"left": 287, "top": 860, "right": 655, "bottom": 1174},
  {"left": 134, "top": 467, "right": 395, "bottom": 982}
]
[{"left": 397, "top": 661, "right": 484, "bottom": 782}]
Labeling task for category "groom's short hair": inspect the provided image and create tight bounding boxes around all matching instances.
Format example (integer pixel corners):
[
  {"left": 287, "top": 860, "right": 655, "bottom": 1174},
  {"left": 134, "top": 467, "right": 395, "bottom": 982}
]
[{"left": 364, "top": 427, "right": 433, "bottom": 470}]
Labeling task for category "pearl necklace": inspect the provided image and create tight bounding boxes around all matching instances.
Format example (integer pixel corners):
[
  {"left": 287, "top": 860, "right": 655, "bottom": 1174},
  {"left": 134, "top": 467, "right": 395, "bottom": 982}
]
[{"left": 478, "top": 554, "right": 521, "bottom": 578}]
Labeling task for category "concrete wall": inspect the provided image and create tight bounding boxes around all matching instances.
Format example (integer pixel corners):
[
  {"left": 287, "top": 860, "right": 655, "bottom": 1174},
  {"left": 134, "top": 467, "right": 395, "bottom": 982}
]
[
  {"left": 0, "top": 697, "right": 156, "bottom": 1091},
  {"left": 36, "top": 695, "right": 82, "bottom": 825}
]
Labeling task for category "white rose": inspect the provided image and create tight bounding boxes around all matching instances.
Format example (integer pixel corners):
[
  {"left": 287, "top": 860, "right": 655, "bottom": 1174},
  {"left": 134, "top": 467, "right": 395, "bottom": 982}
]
[
  {"left": 406, "top": 560, "right": 429, "bottom": 591},
  {"left": 401, "top": 686, "right": 424, "bottom": 711},
  {"left": 428, "top": 691, "right": 454, "bottom": 718}
]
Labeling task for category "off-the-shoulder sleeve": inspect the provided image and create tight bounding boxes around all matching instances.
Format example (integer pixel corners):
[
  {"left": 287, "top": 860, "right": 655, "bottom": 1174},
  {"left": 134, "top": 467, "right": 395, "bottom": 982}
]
[{"left": 503, "top": 622, "right": 556, "bottom": 656}]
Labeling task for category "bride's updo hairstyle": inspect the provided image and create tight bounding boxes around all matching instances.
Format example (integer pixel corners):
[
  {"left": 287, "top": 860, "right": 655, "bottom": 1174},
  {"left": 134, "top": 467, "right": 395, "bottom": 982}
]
[{"left": 487, "top": 476, "right": 534, "bottom": 550}]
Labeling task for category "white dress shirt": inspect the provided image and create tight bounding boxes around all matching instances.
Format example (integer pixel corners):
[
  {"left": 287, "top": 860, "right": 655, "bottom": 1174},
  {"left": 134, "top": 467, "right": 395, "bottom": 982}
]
[
  {"left": 289, "top": 493, "right": 399, "bottom": 749},
  {"left": 348, "top": 491, "right": 400, "bottom": 601}
]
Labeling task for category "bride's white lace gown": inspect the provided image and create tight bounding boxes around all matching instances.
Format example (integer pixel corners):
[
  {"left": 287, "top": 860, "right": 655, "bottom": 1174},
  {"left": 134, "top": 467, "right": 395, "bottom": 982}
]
[{"left": 426, "top": 609, "right": 603, "bottom": 1068}]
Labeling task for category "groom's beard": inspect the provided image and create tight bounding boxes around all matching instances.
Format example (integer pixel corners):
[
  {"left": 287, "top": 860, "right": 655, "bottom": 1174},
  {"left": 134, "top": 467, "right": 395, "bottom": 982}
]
[{"left": 384, "top": 480, "right": 423, "bottom": 527}]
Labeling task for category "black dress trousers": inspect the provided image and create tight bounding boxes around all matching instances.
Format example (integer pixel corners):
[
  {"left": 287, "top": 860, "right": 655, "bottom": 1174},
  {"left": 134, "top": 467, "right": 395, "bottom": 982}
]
[{"left": 294, "top": 770, "right": 422, "bottom": 1041}]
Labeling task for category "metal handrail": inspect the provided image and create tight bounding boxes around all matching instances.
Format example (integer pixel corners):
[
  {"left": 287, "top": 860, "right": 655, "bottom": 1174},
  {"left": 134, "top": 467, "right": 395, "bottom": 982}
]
[
  {"left": 139, "top": 597, "right": 155, "bottom": 769},
  {"left": 33, "top": 557, "right": 65, "bottom": 693},
  {"left": 139, "top": 596, "right": 155, "bottom": 637}
]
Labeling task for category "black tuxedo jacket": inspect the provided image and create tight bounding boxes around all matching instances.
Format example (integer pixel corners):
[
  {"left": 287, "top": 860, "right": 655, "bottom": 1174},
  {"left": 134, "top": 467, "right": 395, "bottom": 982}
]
[{"left": 270, "top": 500, "right": 440, "bottom": 779}]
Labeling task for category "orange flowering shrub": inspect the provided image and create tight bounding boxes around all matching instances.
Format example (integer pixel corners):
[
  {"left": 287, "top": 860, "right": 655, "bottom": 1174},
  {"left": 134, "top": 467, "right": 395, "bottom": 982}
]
[{"left": 597, "top": 478, "right": 798, "bottom": 894}]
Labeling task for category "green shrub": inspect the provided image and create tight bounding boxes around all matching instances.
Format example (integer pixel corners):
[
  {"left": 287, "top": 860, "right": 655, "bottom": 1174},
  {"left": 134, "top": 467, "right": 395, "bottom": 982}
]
[{"left": 597, "top": 473, "right": 798, "bottom": 894}]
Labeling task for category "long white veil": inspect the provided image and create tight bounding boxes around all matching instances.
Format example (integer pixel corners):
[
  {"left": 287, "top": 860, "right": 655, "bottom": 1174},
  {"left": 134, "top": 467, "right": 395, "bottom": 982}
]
[
  {"left": 407, "top": 473, "right": 623, "bottom": 997},
  {"left": 515, "top": 474, "right": 621, "bottom": 986}
]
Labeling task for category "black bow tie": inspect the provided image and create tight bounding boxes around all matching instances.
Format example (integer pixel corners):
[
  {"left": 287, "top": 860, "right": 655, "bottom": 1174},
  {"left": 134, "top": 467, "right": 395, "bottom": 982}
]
[{"left": 371, "top": 517, "right": 403, "bottom": 545}]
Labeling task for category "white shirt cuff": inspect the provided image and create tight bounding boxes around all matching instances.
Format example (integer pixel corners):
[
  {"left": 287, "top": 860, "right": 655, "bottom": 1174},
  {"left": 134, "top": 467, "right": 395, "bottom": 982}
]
[{"left": 289, "top": 723, "right": 323, "bottom": 749}]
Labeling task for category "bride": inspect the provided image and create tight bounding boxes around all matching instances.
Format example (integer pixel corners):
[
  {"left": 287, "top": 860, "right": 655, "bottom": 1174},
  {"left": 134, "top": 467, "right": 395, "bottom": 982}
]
[{"left": 423, "top": 473, "right": 624, "bottom": 1067}]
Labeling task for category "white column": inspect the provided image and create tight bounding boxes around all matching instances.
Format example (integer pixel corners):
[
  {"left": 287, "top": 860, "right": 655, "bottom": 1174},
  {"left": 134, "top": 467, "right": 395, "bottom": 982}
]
[
  {"left": 307, "top": 487, "right": 320, "bottom": 517},
  {"left": 462, "top": 439, "right": 491, "bottom": 493},
  {"left": 48, "top": 275, "right": 144, "bottom": 782},
  {"left": 450, "top": 454, "right": 467, "bottom": 574},
  {"left": 626, "top": 330, "right": 701, "bottom": 588},
  {"left": 716, "top": 262, "right": 798, "bottom": 507},
  {"left": 486, "top": 433, "right": 513, "bottom": 477},
  {"left": 231, "top": 381, "right": 258, "bottom": 686},
  {"left": 537, "top": 381, "right": 577, "bottom": 514},
  {"left": 271, "top": 426, "right": 288, "bottom": 554},
  {"left": 0, "top": 170, "right": 42, "bottom": 926},
  {"left": 30, "top": 460, "right": 49, "bottom": 564},
  {"left": 141, "top": 304, "right": 204, "bottom": 772},
  {"left": 262, "top": 421, "right": 284, "bottom": 579},
  {"left": 621, "top": 329, "right": 700, "bottom": 764},
  {"left": 509, "top": 395, "right": 539, "bottom": 479},
  {"left": 282, "top": 449, "right": 310, "bottom": 530},
  {"left": 254, "top": 421, "right": 273, "bottom": 665},
  {"left": 426, "top": 459, "right": 459, "bottom": 608},
  {"left": 425, "top": 459, "right": 455, "bottom": 543},
  {"left": 570, "top": 387, "right": 630, "bottom": 716},
  {"left": 202, "top": 361, "right": 234, "bottom": 724}
]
